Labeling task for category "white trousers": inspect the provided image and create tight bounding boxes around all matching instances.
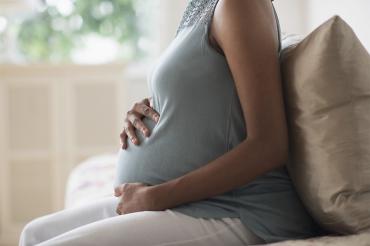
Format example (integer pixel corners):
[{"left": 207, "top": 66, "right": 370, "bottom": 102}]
[{"left": 19, "top": 196, "right": 265, "bottom": 246}]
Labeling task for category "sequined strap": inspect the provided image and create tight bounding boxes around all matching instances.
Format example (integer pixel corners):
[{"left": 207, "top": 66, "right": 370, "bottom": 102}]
[{"left": 175, "top": 0, "right": 218, "bottom": 37}]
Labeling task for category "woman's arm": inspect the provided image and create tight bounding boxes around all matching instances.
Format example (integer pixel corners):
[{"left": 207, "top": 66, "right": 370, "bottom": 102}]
[{"left": 149, "top": 0, "right": 289, "bottom": 209}]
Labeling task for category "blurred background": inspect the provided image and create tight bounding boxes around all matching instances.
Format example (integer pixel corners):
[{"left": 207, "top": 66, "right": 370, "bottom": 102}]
[{"left": 0, "top": 0, "right": 369, "bottom": 245}]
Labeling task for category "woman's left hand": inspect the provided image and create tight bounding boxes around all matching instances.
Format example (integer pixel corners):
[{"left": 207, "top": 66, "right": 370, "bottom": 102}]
[{"left": 114, "top": 182, "right": 164, "bottom": 215}]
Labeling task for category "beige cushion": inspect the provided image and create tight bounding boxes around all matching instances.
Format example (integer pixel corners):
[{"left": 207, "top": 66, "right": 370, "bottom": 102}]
[
  {"left": 264, "top": 232, "right": 370, "bottom": 246},
  {"left": 280, "top": 15, "right": 370, "bottom": 234}
]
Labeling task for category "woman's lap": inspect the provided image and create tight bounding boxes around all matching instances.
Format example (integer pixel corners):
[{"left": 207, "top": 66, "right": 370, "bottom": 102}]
[{"left": 19, "top": 196, "right": 265, "bottom": 246}]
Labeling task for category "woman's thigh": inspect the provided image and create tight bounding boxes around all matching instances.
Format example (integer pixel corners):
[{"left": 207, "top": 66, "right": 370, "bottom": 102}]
[
  {"left": 36, "top": 208, "right": 265, "bottom": 246},
  {"left": 20, "top": 196, "right": 120, "bottom": 246}
]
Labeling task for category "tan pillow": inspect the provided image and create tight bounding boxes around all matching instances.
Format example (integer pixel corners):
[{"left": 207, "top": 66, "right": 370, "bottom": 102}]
[{"left": 280, "top": 15, "right": 370, "bottom": 235}]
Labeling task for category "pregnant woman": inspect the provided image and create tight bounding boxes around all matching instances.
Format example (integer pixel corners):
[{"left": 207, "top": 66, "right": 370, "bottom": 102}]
[{"left": 20, "top": 0, "right": 324, "bottom": 245}]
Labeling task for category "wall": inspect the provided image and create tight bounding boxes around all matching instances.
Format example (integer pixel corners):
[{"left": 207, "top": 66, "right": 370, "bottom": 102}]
[
  {"left": 0, "top": 64, "right": 149, "bottom": 245},
  {"left": 273, "top": 0, "right": 308, "bottom": 36},
  {"left": 273, "top": 0, "right": 370, "bottom": 51},
  {"left": 306, "top": 0, "right": 370, "bottom": 51},
  {"left": 158, "top": 0, "right": 187, "bottom": 52}
]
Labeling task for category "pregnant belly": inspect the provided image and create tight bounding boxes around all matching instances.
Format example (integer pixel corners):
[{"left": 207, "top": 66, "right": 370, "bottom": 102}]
[{"left": 113, "top": 116, "right": 227, "bottom": 188}]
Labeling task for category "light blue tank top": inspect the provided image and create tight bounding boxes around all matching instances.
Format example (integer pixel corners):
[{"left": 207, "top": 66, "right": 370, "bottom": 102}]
[{"left": 114, "top": 0, "right": 323, "bottom": 243}]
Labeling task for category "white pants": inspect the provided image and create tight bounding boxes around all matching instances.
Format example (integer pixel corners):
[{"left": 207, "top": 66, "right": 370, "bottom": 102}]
[{"left": 19, "top": 196, "right": 265, "bottom": 246}]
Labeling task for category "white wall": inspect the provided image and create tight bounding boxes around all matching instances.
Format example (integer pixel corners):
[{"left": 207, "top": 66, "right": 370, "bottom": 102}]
[
  {"left": 273, "top": 0, "right": 308, "bottom": 36},
  {"left": 0, "top": 64, "right": 134, "bottom": 246},
  {"left": 273, "top": 0, "right": 370, "bottom": 51},
  {"left": 306, "top": 0, "right": 370, "bottom": 51},
  {"left": 158, "top": 0, "right": 187, "bottom": 52}
]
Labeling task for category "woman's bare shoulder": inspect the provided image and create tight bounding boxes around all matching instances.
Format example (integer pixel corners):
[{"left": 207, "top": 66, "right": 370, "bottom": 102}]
[{"left": 210, "top": 0, "right": 278, "bottom": 53}]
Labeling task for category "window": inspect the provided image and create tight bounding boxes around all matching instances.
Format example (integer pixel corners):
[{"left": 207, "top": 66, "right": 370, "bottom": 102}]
[{"left": 0, "top": 0, "right": 159, "bottom": 64}]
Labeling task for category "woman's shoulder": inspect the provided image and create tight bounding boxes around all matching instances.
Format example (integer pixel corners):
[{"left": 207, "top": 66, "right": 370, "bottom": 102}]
[{"left": 210, "top": 0, "right": 279, "bottom": 54}]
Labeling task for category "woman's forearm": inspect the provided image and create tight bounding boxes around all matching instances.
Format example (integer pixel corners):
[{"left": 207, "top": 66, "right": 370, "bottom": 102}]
[{"left": 150, "top": 138, "right": 288, "bottom": 210}]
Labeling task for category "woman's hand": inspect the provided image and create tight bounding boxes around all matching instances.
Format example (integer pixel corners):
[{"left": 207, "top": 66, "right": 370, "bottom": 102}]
[
  {"left": 114, "top": 183, "right": 165, "bottom": 215},
  {"left": 120, "top": 97, "right": 160, "bottom": 149}
]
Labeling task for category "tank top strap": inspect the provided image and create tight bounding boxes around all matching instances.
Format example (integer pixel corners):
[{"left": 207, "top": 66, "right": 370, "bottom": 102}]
[
  {"left": 175, "top": 0, "right": 218, "bottom": 37},
  {"left": 176, "top": 0, "right": 282, "bottom": 55}
]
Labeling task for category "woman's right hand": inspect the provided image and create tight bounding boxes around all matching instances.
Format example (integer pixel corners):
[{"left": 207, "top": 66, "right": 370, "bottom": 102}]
[{"left": 120, "top": 97, "right": 160, "bottom": 149}]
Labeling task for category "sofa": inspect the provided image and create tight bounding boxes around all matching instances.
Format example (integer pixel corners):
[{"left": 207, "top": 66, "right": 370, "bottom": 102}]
[{"left": 64, "top": 152, "right": 370, "bottom": 246}]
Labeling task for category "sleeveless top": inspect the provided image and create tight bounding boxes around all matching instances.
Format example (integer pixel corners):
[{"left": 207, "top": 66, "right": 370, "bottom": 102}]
[{"left": 114, "top": 0, "right": 324, "bottom": 243}]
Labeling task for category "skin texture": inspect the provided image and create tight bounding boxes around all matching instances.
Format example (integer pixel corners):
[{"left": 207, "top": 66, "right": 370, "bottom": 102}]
[{"left": 115, "top": 0, "right": 289, "bottom": 215}]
